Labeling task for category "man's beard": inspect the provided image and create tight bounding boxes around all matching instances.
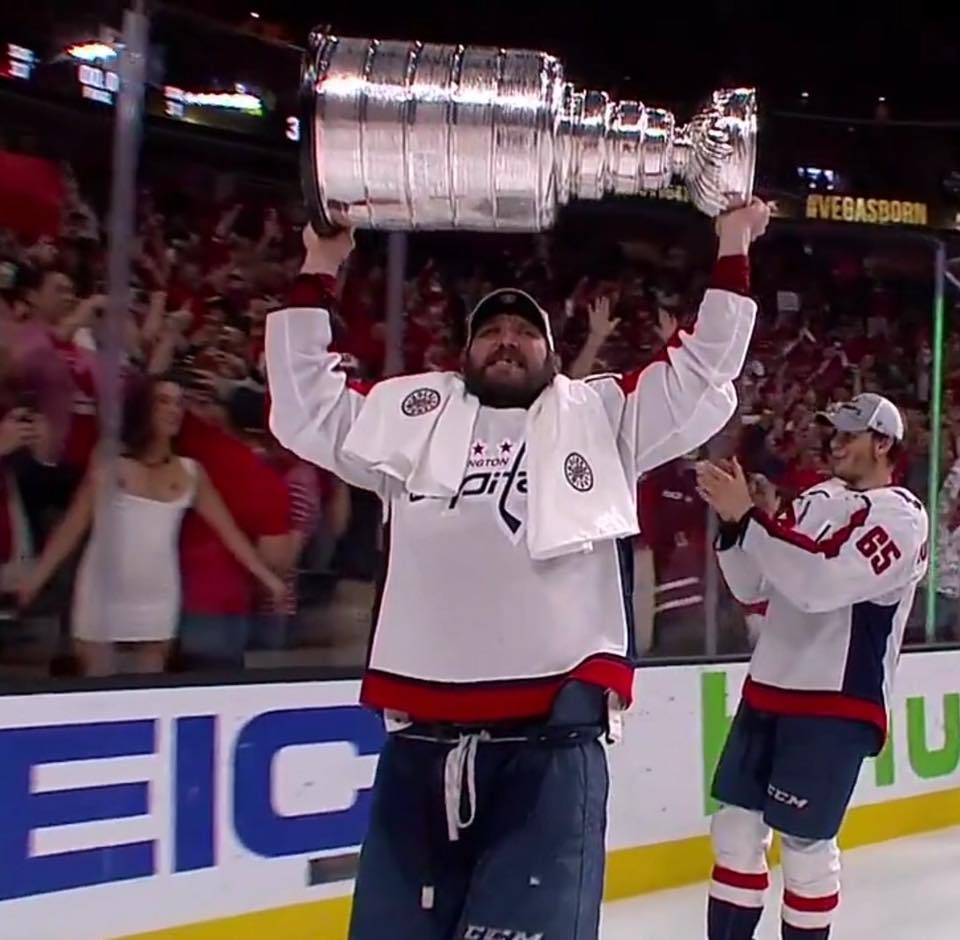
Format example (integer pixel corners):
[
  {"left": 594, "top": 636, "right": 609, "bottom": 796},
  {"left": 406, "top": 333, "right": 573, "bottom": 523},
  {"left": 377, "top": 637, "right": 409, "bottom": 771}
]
[{"left": 462, "top": 356, "right": 557, "bottom": 409}]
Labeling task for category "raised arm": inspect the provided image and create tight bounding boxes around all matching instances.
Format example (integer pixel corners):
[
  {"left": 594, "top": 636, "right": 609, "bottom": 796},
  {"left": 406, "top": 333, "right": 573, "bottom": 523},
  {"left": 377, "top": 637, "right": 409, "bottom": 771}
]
[
  {"left": 591, "top": 200, "right": 768, "bottom": 478},
  {"left": 567, "top": 294, "right": 620, "bottom": 380},
  {"left": 265, "top": 225, "right": 385, "bottom": 495}
]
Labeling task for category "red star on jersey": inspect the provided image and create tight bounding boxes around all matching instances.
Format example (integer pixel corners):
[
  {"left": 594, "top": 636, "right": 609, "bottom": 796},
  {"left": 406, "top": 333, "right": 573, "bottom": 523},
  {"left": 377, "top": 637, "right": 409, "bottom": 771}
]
[
  {"left": 472, "top": 441, "right": 486, "bottom": 456},
  {"left": 500, "top": 440, "right": 513, "bottom": 454}
]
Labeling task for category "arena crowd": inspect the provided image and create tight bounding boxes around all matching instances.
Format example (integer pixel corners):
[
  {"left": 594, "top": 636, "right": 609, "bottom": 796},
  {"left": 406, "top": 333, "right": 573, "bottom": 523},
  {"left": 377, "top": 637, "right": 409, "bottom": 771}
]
[{"left": 0, "top": 150, "right": 956, "bottom": 680}]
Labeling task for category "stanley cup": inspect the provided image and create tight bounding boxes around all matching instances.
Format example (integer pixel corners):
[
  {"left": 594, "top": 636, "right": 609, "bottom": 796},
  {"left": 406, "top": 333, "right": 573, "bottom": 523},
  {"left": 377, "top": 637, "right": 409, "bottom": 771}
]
[{"left": 300, "top": 30, "right": 757, "bottom": 232}]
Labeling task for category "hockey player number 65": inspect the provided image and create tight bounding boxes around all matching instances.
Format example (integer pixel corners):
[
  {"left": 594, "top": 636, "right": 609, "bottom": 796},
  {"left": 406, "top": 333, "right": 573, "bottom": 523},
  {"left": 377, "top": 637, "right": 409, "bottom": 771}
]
[{"left": 855, "top": 526, "right": 902, "bottom": 574}]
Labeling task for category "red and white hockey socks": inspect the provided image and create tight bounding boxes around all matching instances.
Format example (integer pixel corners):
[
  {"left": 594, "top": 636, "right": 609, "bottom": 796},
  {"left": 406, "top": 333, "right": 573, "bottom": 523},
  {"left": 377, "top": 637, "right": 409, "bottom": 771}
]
[
  {"left": 780, "top": 835, "right": 841, "bottom": 939},
  {"left": 708, "top": 807, "right": 773, "bottom": 939}
]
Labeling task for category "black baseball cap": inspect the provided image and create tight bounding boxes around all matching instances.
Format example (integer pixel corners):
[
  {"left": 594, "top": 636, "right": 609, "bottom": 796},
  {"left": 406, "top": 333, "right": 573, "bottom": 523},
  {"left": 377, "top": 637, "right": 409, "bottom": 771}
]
[{"left": 465, "top": 288, "right": 554, "bottom": 351}]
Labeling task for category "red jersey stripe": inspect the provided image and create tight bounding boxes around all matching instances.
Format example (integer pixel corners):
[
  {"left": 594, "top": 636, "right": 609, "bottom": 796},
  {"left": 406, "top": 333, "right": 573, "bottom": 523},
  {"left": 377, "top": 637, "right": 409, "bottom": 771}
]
[
  {"left": 617, "top": 330, "right": 683, "bottom": 395},
  {"left": 347, "top": 378, "right": 377, "bottom": 396},
  {"left": 743, "top": 677, "right": 888, "bottom": 738},
  {"left": 710, "top": 255, "right": 751, "bottom": 296},
  {"left": 361, "top": 655, "right": 634, "bottom": 724},
  {"left": 751, "top": 504, "right": 869, "bottom": 559}
]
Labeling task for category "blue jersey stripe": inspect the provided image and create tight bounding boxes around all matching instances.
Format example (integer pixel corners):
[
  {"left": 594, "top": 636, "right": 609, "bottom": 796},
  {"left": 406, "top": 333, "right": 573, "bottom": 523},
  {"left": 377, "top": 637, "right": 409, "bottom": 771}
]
[{"left": 842, "top": 600, "right": 896, "bottom": 705}]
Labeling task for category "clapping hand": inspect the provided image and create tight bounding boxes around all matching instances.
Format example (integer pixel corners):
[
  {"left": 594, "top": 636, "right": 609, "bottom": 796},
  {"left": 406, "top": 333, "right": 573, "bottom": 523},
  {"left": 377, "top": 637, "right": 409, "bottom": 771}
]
[
  {"left": 695, "top": 457, "right": 755, "bottom": 523},
  {"left": 713, "top": 458, "right": 770, "bottom": 511}
]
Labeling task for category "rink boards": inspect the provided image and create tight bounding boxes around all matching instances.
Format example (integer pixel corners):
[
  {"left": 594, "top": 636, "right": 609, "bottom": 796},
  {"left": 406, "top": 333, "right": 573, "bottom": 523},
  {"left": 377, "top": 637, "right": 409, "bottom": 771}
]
[{"left": 0, "top": 650, "right": 958, "bottom": 940}]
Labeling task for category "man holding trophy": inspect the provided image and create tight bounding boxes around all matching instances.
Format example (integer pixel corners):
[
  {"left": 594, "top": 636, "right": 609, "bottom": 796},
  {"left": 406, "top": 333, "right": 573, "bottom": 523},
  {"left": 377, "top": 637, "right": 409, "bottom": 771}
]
[{"left": 267, "top": 31, "right": 766, "bottom": 940}]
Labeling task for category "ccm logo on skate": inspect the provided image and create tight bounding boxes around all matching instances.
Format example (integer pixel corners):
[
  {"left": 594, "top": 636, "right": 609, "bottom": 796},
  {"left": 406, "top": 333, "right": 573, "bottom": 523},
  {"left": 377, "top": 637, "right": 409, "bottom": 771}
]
[
  {"left": 767, "top": 784, "right": 809, "bottom": 809},
  {"left": 464, "top": 927, "right": 544, "bottom": 940},
  {"left": 0, "top": 705, "right": 385, "bottom": 901}
]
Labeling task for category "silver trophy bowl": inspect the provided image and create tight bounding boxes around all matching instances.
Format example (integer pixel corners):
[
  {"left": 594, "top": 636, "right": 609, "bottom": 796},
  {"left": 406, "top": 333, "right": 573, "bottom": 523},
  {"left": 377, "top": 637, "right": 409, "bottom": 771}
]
[{"left": 300, "top": 31, "right": 756, "bottom": 231}]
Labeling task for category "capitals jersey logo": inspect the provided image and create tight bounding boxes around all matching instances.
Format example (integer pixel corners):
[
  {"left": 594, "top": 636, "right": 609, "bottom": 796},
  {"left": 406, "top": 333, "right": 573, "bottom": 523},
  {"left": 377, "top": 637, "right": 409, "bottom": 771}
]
[{"left": 410, "top": 439, "right": 528, "bottom": 543}]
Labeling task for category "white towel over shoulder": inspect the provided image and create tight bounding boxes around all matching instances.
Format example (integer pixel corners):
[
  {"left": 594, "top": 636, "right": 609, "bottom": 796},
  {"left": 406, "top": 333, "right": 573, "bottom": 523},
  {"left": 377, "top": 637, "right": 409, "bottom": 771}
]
[
  {"left": 341, "top": 372, "right": 476, "bottom": 497},
  {"left": 341, "top": 372, "right": 639, "bottom": 560},
  {"left": 525, "top": 374, "right": 639, "bottom": 559}
]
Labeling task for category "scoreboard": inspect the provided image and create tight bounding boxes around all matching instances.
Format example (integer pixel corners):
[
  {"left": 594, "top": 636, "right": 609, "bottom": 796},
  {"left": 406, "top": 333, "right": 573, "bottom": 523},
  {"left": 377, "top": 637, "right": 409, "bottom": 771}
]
[{"left": 0, "top": 38, "right": 300, "bottom": 145}]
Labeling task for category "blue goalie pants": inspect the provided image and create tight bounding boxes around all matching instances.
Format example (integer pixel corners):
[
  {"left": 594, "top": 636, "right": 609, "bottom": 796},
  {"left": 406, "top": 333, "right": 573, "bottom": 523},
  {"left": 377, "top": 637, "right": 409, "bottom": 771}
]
[{"left": 348, "top": 682, "right": 610, "bottom": 940}]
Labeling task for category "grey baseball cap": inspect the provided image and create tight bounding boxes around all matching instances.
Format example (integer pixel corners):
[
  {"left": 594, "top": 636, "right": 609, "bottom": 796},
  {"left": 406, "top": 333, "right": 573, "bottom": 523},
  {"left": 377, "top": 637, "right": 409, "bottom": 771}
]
[{"left": 816, "top": 393, "right": 905, "bottom": 441}]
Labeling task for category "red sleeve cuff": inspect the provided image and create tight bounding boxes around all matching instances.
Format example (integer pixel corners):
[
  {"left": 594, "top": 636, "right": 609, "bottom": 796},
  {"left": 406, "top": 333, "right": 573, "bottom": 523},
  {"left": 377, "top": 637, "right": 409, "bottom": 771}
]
[
  {"left": 284, "top": 273, "right": 338, "bottom": 309},
  {"left": 710, "top": 255, "right": 750, "bottom": 296}
]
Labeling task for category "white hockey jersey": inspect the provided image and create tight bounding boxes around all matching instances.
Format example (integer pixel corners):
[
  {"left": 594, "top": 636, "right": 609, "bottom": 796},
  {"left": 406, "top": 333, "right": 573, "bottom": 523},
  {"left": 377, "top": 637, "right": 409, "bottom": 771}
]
[
  {"left": 717, "top": 478, "right": 929, "bottom": 741},
  {"left": 266, "top": 259, "right": 756, "bottom": 723}
]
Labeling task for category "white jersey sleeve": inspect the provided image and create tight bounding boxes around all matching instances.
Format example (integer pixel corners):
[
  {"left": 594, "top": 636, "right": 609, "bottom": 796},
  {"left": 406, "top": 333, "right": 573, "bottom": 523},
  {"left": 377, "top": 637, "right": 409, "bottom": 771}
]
[
  {"left": 716, "top": 481, "right": 844, "bottom": 606},
  {"left": 264, "top": 277, "right": 386, "bottom": 494},
  {"left": 587, "top": 256, "right": 757, "bottom": 479},
  {"left": 716, "top": 536, "right": 766, "bottom": 605},
  {"left": 738, "top": 487, "right": 928, "bottom": 614}
]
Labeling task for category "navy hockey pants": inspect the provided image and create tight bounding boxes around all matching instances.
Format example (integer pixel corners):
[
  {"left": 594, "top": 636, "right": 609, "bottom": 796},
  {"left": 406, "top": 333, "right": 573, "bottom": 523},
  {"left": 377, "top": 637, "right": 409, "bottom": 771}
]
[
  {"left": 712, "top": 699, "right": 880, "bottom": 840},
  {"left": 708, "top": 700, "right": 881, "bottom": 939},
  {"left": 348, "top": 683, "right": 609, "bottom": 940}
]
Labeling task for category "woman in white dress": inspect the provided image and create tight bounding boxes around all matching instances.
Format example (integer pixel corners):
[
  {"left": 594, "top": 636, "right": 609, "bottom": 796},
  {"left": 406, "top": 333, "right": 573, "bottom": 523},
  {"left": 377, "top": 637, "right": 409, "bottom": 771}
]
[{"left": 17, "top": 374, "right": 286, "bottom": 675}]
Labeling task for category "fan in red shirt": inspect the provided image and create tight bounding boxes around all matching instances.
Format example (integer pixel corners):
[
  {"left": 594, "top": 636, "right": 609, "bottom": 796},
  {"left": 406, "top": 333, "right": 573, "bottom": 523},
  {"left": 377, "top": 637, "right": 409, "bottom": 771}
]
[
  {"left": 222, "top": 385, "right": 324, "bottom": 652},
  {"left": 638, "top": 454, "right": 710, "bottom": 656},
  {"left": 175, "top": 398, "right": 292, "bottom": 669}
]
